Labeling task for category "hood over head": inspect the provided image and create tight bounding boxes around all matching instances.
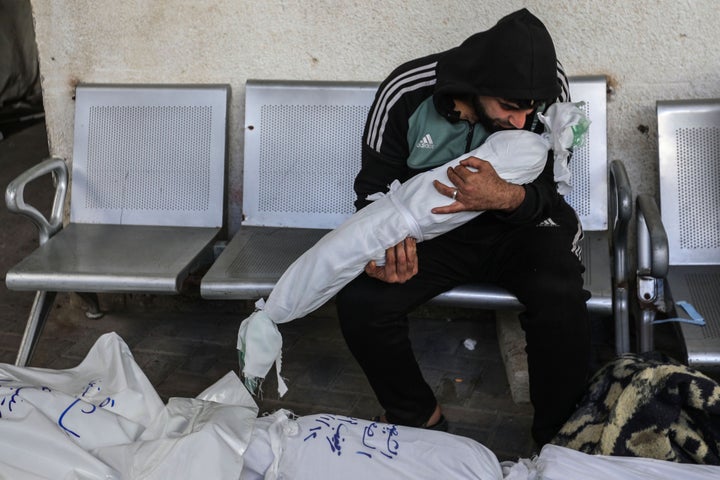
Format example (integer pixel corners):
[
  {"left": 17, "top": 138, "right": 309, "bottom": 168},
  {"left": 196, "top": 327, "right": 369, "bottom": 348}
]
[{"left": 434, "top": 8, "right": 560, "bottom": 108}]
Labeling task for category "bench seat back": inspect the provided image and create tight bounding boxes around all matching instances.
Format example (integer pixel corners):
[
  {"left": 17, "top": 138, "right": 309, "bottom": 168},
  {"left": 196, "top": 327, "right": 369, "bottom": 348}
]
[
  {"left": 657, "top": 99, "right": 720, "bottom": 266},
  {"left": 654, "top": 99, "right": 720, "bottom": 368},
  {"left": 71, "top": 84, "right": 228, "bottom": 228},
  {"left": 241, "top": 76, "right": 607, "bottom": 232}
]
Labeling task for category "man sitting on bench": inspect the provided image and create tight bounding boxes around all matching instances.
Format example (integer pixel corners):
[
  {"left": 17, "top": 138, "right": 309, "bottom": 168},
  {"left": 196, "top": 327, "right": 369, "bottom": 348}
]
[{"left": 242, "top": 8, "right": 590, "bottom": 447}]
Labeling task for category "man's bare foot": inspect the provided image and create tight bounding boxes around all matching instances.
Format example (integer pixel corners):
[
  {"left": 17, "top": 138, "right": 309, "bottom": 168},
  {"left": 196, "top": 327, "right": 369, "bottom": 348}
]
[
  {"left": 373, "top": 405, "right": 447, "bottom": 431},
  {"left": 422, "top": 404, "right": 443, "bottom": 428},
  {"left": 373, "top": 404, "right": 445, "bottom": 429}
]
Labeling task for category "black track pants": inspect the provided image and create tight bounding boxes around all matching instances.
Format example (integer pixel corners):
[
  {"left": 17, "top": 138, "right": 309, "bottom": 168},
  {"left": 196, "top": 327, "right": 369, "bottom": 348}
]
[{"left": 336, "top": 200, "right": 591, "bottom": 445}]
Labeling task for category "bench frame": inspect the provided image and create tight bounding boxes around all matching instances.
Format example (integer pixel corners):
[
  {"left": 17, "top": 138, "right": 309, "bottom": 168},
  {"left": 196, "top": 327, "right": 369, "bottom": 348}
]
[
  {"left": 5, "top": 83, "right": 230, "bottom": 366},
  {"left": 636, "top": 98, "right": 720, "bottom": 371}
]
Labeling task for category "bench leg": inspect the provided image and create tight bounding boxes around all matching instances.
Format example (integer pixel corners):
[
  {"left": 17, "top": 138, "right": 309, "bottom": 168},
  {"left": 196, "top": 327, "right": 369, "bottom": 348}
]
[
  {"left": 639, "top": 308, "right": 656, "bottom": 353},
  {"left": 614, "top": 285, "right": 631, "bottom": 355},
  {"left": 76, "top": 292, "right": 103, "bottom": 319},
  {"left": 15, "top": 290, "right": 57, "bottom": 367}
]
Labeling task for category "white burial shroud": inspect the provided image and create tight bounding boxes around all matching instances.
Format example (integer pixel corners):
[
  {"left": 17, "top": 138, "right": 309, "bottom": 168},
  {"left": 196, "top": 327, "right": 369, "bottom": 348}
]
[{"left": 237, "top": 102, "right": 589, "bottom": 396}]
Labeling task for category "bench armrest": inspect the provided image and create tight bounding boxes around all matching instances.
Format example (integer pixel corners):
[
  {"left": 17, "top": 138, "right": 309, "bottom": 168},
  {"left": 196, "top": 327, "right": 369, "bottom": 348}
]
[
  {"left": 5, "top": 157, "right": 68, "bottom": 245},
  {"left": 635, "top": 193, "right": 670, "bottom": 352},
  {"left": 608, "top": 159, "right": 633, "bottom": 284},
  {"left": 636, "top": 193, "right": 669, "bottom": 279}
]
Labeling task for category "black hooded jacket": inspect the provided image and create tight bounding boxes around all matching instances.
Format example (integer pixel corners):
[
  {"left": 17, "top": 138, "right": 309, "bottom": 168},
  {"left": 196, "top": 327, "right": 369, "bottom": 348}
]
[{"left": 355, "top": 8, "right": 570, "bottom": 224}]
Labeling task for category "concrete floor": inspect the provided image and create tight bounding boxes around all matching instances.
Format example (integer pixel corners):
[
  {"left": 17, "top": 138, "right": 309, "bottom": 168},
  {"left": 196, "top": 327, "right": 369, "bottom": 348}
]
[{"left": 0, "top": 121, "right": 683, "bottom": 462}]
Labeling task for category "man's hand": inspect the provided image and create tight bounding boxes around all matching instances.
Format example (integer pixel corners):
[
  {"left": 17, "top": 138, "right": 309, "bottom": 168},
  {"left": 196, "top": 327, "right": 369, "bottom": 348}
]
[
  {"left": 431, "top": 157, "right": 525, "bottom": 214},
  {"left": 364, "top": 237, "right": 418, "bottom": 283}
]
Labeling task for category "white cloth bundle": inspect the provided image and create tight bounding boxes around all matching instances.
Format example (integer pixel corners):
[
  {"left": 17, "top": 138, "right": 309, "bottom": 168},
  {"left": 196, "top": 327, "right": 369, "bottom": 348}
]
[
  {"left": 238, "top": 102, "right": 588, "bottom": 396},
  {"left": 0, "top": 332, "right": 258, "bottom": 479},
  {"left": 241, "top": 410, "right": 503, "bottom": 480},
  {"left": 5, "top": 333, "right": 719, "bottom": 479},
  {"left": 502, "top": 444, "right": 720, "bottom": 480}
]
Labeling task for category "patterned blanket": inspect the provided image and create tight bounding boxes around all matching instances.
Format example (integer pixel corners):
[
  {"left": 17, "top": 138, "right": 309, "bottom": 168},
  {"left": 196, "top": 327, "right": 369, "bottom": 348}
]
[{"left": 553, "top": 353, "right": 720, "bottom": 464}]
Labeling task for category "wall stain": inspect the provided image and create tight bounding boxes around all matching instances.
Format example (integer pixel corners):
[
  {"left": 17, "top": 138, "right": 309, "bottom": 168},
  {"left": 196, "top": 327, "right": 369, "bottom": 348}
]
[
  {"left": 69, "top": 76, "right": 80, "bottom": 100},
  {"left": 605, "top": 74, "right": 619, "bottom": 99}
]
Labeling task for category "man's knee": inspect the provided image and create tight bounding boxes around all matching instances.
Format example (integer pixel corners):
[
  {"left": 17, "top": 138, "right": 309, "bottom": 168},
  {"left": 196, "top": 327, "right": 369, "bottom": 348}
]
[
  {"left": 513, "top": 263, "right": 587, "bottom": 304},
  {"left": 336, "top": 276, "right": 394, "bottom": 337}
]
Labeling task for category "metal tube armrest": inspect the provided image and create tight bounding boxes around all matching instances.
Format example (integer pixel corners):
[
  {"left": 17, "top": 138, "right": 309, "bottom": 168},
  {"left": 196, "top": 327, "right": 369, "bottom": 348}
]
[
  {"left": 608, "top": 159, "right": 633, "bottom": 353},
  {"left": 635, "top": 193, "right": 670, "bottom": 352},
  {"left": 5, "top": 157, "right": 68, "bottom": 245},
  {"left": 609, "top": 159, "right": 633, "bottom": 284},
  {"left": 636, "top": 193, "right": 669, "bottom": 278}
]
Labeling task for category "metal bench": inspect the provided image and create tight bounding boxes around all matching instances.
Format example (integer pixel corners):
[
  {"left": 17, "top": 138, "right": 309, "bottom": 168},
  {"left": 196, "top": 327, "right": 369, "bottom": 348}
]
[
  {"left": 636, "top": 98, "right": 720, "bottom": 372},
  {"left": 201, "top": 76, "right": 633, "bottom": 354},
  {"left": 5, "top": 84, "right": 229, "bottom": 366}
]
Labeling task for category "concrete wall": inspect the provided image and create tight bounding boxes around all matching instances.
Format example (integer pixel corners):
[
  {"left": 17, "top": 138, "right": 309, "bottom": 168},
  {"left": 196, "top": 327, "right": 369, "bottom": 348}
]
[{"left": 29, "top": 0, "right": 720, "bottom": 235}]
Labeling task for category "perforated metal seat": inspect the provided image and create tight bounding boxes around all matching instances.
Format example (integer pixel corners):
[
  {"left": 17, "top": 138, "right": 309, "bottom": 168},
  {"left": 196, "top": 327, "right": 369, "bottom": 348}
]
[
  {"left": 201, "top": 77, "right": 632, "bottom": 354},
  {"left": 636, "top": 99, "right": 720, "bottom": 370},
  {"left": 5, "top": 84, "right": 229, "bottom": 365}
]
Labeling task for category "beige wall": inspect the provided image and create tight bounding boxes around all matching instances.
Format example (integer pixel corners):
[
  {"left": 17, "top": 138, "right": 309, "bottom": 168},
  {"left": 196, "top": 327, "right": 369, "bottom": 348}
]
[{"left": 30, "top": 0, "right": 720, "bottom": 234}]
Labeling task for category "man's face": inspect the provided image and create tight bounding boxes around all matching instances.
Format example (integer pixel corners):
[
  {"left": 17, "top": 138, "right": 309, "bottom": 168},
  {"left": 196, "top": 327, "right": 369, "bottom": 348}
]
[{"left": 473, "top": 96, "right": 535, "bottom": 132}]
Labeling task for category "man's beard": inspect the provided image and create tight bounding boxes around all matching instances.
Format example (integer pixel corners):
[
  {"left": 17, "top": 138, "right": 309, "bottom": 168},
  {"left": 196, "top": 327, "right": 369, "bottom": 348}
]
[
  {"left": 471, "top": 97, "right": 529, "bottom": 133},
  {"left": 472, "top": 97, "right": 501, "bottom": 132}
]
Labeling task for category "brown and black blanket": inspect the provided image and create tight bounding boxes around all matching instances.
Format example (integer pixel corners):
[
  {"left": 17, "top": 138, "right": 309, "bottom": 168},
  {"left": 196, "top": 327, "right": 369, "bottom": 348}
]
[{"left": 553, "top": 353, "right": 720, "bottom": 464}]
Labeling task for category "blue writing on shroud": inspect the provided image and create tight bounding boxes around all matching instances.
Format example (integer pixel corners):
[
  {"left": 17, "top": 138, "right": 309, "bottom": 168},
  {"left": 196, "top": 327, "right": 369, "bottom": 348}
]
[
  {"left": 302, "top": 414, "right": 401, "bottom": 460},
  {"left": 1, "top": 379, "right": 117, "bottom": 439},
  {"left": 0, "top": 386, "right": 51, "bottom": 418},
  {"left": 361, "top": 422, "right": 399, "bottom": 459},
  {"left": 57, "top": 380, "right": 116, "bottom": 438}
]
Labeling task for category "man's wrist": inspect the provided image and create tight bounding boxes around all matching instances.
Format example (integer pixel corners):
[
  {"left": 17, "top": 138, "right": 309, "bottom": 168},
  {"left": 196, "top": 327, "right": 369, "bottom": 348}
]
[{"left": 498, "top": 184, "right": 526, "bottom": 212}]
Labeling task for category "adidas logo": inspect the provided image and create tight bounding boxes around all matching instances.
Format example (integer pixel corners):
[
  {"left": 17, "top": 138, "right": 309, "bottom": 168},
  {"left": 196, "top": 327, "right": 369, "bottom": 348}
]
[
  {"left": 536, "top": 218, "right": 559, "bottom": 227},
  {"left": 417, "top": 133, "right": 434, "bottom": 149}
]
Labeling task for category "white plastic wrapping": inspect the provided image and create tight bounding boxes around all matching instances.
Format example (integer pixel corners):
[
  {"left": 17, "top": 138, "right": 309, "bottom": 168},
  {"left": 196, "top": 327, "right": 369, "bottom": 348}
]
[
  {"left": 245, "top": 415, "right": 720, "bottom": 479},
  {"left": 2, "top": 333, "right": 718, "bottom": 479},
  {"left": 242, "top": 410, "right": 503, "bottom": 480},
  {"left": 0, "top": 332, "right": 258, "bottom": 479},
  {"left": 263, "top": 127, "right": 549, "bottom": 324},
  {"left": 534, "top": 444, "right": 720, "bottom": 480}
]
